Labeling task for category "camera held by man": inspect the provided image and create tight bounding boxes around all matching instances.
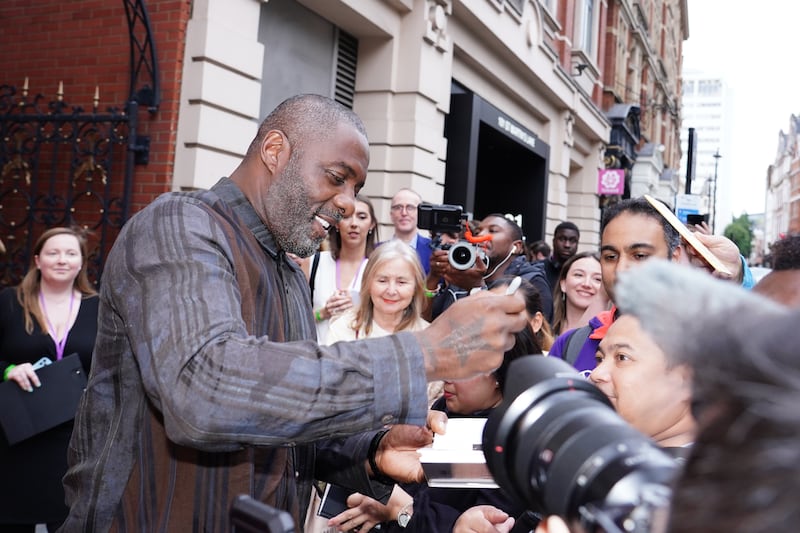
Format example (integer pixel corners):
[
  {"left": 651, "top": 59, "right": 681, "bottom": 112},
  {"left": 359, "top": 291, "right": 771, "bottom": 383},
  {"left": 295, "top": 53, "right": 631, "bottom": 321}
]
[
  {"left": 417, "top": 203, "right": 490, "bottom": 271},
  {"left": 483, "top": 356, "right": 678, "bottom": 533}
]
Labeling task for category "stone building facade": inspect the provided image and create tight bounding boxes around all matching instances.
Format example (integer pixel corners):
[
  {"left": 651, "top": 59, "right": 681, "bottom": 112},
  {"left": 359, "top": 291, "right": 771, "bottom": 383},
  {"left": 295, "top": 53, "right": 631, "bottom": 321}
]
[{"left": 0, "top": 0, "right": 688, "bottom": 273}]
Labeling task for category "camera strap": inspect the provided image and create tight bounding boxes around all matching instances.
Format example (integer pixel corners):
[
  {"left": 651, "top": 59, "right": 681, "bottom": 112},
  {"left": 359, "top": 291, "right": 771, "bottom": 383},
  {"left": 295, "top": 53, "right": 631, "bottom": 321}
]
[
  {"left": 561, "top": 325, "right": 592, "bottom": 366},
  {"left": 309, "top": 251, "right": 321, "bottom": 301}
]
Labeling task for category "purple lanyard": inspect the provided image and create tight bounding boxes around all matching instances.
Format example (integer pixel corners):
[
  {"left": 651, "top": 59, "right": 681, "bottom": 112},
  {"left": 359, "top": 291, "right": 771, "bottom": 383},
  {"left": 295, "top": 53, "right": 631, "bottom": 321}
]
[{"left": 39, "top": 291, "right": 75, "bottom": 361}]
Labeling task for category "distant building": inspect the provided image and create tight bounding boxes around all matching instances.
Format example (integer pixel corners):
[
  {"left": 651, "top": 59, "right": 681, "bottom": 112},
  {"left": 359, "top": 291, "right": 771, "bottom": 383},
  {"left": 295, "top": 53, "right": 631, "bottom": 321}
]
[
  {"left": 765, "top": 115, "right": 800, "bottom": 246},
  {"left": 600, "top": 1, "right": 688, "bottom": 215},
  {"left": 679, "top": 70, "right": 735, "bottom": 233}
]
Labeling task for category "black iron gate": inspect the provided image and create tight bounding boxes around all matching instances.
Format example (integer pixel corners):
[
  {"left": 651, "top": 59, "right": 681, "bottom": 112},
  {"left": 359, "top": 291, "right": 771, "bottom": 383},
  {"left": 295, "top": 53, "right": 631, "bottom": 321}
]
[
  {"left": 0, "top": 84, "right": 145, "bottom": 286},
  {"left": 0, "top": 0, "right": 159, "bottom": 287}
]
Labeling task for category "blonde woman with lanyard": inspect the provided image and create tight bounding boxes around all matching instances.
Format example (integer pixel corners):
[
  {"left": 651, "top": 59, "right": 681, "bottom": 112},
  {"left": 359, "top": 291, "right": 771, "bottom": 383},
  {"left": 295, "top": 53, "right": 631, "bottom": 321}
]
[
  {"left": 0, "top": 227, "right": 99, "bottom": 532},
  {"left": 305, "top": 194, "right": 378, "bottom": 343}
]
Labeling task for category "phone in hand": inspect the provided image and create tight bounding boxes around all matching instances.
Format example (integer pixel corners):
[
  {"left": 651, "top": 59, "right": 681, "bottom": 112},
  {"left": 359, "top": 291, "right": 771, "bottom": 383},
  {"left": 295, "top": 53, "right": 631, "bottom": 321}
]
[
  {"left": 686, "top": 213, "right": 708, "bottom": 226},
  {"left": 32, "top": 357, "right": 53, "bottom": 370},
  {"left": 317, "top": 483, "right": 352, "bottom": 519}
]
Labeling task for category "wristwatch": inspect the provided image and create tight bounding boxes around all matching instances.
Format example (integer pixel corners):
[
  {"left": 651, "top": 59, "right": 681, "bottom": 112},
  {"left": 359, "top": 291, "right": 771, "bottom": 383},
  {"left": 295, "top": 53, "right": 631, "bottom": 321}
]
[{"left": 397, "top": 502, "right": 413, "bottom": 528}]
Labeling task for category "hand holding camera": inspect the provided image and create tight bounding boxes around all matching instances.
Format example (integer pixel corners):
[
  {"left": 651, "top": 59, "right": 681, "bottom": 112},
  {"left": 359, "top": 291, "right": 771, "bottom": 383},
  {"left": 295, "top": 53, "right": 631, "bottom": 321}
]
[{"left": 417, "top": 203, "right": 491, "bottom": 271}]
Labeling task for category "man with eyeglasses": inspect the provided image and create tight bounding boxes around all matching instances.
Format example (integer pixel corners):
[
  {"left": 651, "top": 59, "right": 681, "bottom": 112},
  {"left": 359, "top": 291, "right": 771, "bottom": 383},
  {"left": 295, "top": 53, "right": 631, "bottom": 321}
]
[{"left": 388, "top": 188, "right": 432, "bottom": 274}]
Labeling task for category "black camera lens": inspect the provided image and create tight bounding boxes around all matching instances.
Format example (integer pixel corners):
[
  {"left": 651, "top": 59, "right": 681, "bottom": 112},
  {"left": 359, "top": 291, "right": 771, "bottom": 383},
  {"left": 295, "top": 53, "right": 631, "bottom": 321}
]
[
  {"left": 483, "top": 356, "right": 677, "bottom": 531},
  {"left": 448, "top": 243, "right": 476, "bottom": 270}
]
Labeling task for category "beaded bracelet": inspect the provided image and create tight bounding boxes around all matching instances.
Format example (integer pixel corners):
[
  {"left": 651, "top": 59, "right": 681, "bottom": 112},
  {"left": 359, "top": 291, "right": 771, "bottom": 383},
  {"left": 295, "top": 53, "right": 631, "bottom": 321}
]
[
  {"left": 314, "top": 309, "right": 324, "bottom": 322},
  {"left": 3, "top": 364, "right": 16, "bottom": 381}
]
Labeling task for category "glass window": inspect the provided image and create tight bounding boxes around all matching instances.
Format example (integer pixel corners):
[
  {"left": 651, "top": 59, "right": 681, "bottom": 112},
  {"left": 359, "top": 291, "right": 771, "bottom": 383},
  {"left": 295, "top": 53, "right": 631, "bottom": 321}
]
[{"left": 574, "top": 0, "right": 596, "bottom": 56}]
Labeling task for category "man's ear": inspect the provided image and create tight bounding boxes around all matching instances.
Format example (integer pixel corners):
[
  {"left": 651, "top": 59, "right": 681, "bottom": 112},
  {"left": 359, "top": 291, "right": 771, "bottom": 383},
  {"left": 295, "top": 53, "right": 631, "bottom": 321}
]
[
  {"left": 513, "top": 239, "right": 524, "bottom": 255},
  {"left": 259, "top": 130, "right": 289, "bottom": 175},
  {"left": 672, "top": 242, "right": 684, "bottom": 263}
]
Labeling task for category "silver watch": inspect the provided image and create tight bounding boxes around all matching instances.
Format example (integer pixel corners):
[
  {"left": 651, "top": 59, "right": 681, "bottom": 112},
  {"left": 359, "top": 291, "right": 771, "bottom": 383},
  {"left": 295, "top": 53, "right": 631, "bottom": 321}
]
[{"left": 397, "top": 503, "right": 413, "bottom": 528}]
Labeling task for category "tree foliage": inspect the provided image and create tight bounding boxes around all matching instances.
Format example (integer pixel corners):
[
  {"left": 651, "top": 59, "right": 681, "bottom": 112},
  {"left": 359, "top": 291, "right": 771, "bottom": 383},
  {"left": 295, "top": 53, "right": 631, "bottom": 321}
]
[{"left": 723, "top": 214, "right": 753, "bottom": 258}]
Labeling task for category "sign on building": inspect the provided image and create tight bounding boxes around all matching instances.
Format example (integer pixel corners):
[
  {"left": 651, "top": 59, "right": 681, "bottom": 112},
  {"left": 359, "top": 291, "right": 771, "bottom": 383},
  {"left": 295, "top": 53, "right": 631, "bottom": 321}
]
[{"left": 597, "top": 169, "right": 625, "bottom": 195}]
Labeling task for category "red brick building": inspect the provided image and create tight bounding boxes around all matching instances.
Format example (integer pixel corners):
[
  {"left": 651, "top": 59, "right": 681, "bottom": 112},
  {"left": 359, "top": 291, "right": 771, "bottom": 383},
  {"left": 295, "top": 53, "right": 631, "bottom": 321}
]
[{"left": 0, "top": 0, "right": 190, "bottom": 283}]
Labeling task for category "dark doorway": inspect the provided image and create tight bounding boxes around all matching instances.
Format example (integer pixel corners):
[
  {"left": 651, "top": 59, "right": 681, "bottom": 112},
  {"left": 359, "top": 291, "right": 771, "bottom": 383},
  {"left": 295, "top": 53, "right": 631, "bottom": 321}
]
[
  {"left": 444, "top": 83, "right": 549, "bottom": 243},
  {"left": 474, "top": 122, "right": 547, "bottom": 239}
]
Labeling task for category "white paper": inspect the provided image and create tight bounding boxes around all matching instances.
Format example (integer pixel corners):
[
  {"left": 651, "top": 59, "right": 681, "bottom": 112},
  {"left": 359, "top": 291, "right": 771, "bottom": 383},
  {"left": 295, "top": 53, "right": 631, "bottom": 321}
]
[{"left": 418, "top": 418, "right": 498, "bottom": 488}]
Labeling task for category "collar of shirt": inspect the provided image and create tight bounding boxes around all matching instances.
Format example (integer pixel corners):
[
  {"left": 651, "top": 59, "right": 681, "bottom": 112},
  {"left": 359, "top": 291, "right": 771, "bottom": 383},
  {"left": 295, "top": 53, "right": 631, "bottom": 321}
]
[
  {"left": 394, "top": 233, "right": 418, "bottom": 250},
  {"left": 588, "top": 305, "right": 618, "bottom": 340},
  {"left": 212, "top": 177, "right": 281, "bottom": 260}
]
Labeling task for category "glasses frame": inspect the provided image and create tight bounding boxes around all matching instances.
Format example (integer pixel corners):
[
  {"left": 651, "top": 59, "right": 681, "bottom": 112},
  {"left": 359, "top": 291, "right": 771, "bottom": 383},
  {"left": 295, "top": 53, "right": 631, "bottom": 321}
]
[{"left": 390, "top": 204, "right": 419, "bottom": 213}]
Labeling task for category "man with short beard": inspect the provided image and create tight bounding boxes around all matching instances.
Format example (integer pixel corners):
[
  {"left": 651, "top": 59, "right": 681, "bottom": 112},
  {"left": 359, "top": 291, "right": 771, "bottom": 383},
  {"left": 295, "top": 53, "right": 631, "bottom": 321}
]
[{"left": 60, "top": 94, "right": 528, "bottom": 532}]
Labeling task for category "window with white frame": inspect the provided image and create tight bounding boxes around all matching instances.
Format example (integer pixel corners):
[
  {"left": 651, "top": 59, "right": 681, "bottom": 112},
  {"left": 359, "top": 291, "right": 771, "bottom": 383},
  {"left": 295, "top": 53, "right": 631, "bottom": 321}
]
[{"left": 574, "top": 0, "right": 596, "bottom": 58}]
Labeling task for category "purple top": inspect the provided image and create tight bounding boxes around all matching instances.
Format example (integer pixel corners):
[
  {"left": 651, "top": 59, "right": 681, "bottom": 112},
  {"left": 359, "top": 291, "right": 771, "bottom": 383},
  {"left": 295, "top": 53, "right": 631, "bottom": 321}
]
[{"left": 549, "top": 314, "right": 606, "bottom": 378}]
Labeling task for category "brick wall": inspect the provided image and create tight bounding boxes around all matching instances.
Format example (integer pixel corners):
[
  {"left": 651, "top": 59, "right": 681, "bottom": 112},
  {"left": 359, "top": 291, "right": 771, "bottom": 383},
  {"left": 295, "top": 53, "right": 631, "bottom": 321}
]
[{"left": 0, "top": 0, "right": 192, "bottom": 213}]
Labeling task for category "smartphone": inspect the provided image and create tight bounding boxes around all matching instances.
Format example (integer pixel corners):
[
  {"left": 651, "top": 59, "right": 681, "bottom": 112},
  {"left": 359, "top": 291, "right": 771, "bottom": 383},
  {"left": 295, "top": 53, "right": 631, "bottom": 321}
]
[
  {"left": 317, "top": 483, "right": 352, "bottom": 519},
  {"left": 644, "top": 195, "right": 730, "bottom": 275},
  {"left": 32, "top": 357, "right": 53, "bottom": 370},
  {"left": 229, "top": 495, "right": 294, "bottom": 533},
  {"left": 686, "top": 213, "right": 708, "bottom": 226}
]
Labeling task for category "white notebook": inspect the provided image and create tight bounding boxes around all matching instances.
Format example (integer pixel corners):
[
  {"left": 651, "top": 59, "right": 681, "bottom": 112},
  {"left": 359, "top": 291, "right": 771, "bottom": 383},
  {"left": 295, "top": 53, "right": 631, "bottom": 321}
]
[{"left": 418, "top": 417, "right": 498, "bottom": 489}]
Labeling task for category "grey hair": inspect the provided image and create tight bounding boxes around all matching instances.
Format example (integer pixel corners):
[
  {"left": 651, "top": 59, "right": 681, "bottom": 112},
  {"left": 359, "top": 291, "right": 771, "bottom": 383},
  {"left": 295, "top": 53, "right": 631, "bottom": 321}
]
[
  {"left": 629, "top": 263, "right": 800, "bottom": 533},
  {"left": 614, "top": 260, "right": 788, "bottom": 368}
]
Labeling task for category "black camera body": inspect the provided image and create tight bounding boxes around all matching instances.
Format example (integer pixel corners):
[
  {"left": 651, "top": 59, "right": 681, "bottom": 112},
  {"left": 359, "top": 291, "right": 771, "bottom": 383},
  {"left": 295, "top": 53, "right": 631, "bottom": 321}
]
[
  {"left": 417, "top": 203, "right": 488, "bottom": 270},
  {"left": 417, "top": 203, "right": 464, "bottom": 234},
  {"left": 483, "top": 356, "right": 677, "bottom": 533},
  {"left": 229, "top": 494, "right": 294, "bottom": 533}
]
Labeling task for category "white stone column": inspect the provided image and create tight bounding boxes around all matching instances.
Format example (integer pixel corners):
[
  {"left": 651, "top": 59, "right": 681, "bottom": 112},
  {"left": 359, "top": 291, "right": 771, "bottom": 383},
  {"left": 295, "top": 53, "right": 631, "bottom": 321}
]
[
  {"left": 172, "top": 0, "right": 265, "bottom": 191},
  {"left": 354, "top": 0, "right": 454, "bottom": 231}
]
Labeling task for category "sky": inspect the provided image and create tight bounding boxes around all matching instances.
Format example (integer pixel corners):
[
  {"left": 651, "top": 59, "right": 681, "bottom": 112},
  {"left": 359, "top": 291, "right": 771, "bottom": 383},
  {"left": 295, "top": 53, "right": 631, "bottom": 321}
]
[{"left": 682, "top": 0, "right": 800, "bottom": 218}]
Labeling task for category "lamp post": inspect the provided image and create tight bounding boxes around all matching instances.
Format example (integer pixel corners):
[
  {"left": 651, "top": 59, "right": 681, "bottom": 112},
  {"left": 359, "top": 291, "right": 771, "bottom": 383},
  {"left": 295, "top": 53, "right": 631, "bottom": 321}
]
[{"left": 712, "top": 149, "right": 721, "bottom": 234}]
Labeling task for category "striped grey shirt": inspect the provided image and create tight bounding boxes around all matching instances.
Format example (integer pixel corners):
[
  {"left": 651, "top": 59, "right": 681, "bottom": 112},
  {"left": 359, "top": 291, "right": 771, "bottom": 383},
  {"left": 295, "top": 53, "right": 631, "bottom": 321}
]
[{"left": 61, "top": 178, "right": 428, "bottom": 532}]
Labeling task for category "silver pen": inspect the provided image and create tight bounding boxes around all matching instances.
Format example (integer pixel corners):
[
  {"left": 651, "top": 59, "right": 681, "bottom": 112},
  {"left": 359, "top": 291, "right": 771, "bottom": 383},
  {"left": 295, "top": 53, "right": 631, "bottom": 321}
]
[{"left": 505, "top": 276, "right": 522, "bottom": 296}]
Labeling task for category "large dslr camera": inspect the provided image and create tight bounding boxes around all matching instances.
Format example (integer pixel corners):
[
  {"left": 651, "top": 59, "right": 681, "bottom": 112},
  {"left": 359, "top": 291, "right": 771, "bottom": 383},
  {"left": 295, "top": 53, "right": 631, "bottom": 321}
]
[
  {"left": 483, "top": 356, "right": 677, "bottom": 533},
  {"left": 417, "top": 203, "right": 489, "bottom": 270}
]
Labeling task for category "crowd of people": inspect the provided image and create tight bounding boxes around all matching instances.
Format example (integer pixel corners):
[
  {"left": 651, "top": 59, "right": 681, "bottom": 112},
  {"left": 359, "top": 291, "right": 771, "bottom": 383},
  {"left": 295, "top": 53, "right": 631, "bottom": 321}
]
[{"left": 1, "top": 93, "right": 798, "bottom": 533}]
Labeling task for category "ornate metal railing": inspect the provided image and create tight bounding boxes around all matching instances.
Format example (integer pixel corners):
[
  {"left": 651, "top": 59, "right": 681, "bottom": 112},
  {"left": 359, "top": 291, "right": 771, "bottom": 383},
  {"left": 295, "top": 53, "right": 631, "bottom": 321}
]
[
  {"left": 0, "top": 0, "right": 160, "bottom": 286},
  {"left": 0, "top": 82, "right": 145, "bottom": 286}
]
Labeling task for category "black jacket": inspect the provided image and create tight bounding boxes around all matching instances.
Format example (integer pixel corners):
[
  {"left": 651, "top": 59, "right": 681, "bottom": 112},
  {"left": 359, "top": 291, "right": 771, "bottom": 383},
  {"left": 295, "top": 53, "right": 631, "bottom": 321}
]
[
  {"left": 430, "top": 256, "right": 553, "bottom": 323},
  {"left": 503, "top": 256, "right": 553, "bottom": 323}
]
